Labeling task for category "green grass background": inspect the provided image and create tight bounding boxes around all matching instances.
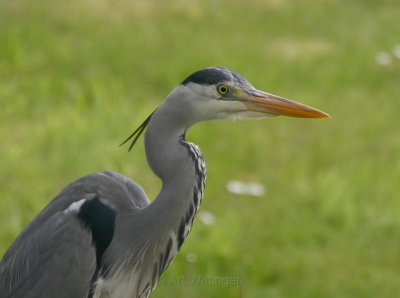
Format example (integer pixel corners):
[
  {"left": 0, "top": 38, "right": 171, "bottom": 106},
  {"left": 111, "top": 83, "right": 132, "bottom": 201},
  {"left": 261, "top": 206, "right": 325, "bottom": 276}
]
[{"left": 1, "top": 0, "right": 400, "bottom": 297}]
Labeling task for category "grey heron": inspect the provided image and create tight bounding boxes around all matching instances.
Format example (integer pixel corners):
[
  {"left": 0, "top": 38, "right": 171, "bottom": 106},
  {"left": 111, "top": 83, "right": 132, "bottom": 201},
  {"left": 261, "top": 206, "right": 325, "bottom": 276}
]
[{"left": 0, "top": 67, "right": 329, "bottom": 298}]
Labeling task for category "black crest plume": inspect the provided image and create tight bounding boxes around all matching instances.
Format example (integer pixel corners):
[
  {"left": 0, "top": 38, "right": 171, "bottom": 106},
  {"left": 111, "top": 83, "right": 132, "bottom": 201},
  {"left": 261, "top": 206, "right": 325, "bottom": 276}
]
[{"left": 120, "top": 110, "right": 156, "bottom": 151}]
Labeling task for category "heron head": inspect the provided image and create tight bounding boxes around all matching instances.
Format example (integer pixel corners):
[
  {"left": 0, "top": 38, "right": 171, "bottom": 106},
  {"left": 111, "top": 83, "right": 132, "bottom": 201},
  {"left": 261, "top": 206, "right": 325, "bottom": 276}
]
[
  {"left": 121, "top": 67, "right": 329, "bottom": 151},
  {"left": 175, "top": 66, "right": 330, "bottom": 122}
]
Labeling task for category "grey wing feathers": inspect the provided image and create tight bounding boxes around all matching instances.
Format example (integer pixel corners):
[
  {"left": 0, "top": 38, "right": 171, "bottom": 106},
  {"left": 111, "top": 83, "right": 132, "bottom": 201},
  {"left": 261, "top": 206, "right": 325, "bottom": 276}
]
[
  {"left": 7, "top": 171, "right": 149, "bottom": 245},
  {"left": 0, "top": 211, "right": 96, "bottom": 298},
  {"left": 0, "top": 171, "right": 150, "bottom": 298},
  {"left": 101, "top": 171, "right": 150, "bottom": 209}
]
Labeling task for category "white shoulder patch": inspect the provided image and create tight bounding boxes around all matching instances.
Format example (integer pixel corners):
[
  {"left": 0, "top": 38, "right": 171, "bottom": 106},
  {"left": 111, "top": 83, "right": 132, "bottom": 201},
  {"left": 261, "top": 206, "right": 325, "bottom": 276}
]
[{"left": 64, "top": 199, "right": 86, "bottom": 214}]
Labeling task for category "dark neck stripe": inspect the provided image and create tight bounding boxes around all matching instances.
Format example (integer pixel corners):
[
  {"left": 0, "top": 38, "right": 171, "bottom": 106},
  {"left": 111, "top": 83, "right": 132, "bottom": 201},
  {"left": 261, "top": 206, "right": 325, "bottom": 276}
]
[{"left": 176, "top": 140, "right": 206, "bottom": 249}]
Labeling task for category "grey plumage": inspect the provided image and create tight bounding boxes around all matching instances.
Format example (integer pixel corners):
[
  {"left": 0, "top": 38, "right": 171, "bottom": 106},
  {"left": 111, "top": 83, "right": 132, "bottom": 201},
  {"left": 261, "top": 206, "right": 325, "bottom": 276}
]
[{"left": 0, "top": 67, "right": 329, "bottom": 298}]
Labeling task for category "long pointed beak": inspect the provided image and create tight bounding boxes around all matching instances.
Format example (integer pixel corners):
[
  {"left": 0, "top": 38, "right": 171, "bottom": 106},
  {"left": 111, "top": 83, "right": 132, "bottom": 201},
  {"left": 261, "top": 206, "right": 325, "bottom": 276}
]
[{"left": 242, "top": 90, "right": 330, "bottom": 119}]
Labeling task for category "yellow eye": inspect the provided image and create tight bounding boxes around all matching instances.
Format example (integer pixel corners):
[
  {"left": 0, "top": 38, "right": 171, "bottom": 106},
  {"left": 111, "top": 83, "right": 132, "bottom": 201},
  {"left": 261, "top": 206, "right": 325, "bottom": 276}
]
[{"left": 217, "top": 84, "right": 229, "bottom": 96}]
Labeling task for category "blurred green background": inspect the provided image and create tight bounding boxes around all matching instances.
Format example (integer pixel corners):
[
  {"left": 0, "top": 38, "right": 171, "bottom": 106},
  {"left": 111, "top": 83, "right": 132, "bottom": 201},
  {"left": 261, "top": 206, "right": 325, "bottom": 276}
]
[{"left": 1, "top": 0, "right": 400, "bottom": 297}]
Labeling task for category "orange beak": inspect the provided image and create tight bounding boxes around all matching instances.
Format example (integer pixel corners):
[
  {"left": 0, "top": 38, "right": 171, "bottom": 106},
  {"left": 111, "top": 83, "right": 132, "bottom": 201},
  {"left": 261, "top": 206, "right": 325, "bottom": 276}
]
[{"left": 242, "top": 90, "right": 330, "bottom": 119}]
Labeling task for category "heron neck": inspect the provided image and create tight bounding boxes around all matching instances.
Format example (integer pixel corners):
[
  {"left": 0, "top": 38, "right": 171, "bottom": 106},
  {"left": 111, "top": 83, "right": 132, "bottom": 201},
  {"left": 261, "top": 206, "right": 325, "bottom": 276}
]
[{"left": 144, "top": 107, "right": 206, "bottom": 241}]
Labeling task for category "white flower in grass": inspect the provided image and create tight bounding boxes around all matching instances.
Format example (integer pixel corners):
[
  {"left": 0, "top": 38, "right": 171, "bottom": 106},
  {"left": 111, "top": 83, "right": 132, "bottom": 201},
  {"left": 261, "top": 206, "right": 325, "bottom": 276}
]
[
  {"left": 226, "top": 180, "right": 266, "bottom": 197},
  {"left": 376, "top": 51, "right": 393, "bottom": 65},
  {"left": 186, "top": 253, "right": 197, "bottom": 263},
  {"left": 198, "top": 211, "right": 216, "bottom": 225}
]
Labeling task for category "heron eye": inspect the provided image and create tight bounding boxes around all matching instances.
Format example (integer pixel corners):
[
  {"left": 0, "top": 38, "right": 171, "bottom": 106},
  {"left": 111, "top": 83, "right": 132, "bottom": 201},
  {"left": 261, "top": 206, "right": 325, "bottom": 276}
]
[{"left": 217, "top": 84, "right": 229, "bottom": 96}]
